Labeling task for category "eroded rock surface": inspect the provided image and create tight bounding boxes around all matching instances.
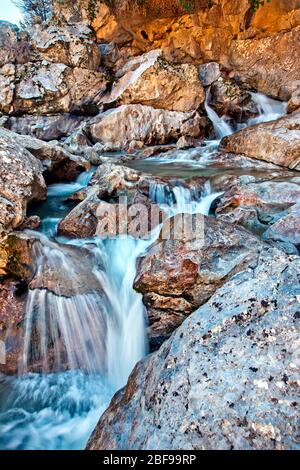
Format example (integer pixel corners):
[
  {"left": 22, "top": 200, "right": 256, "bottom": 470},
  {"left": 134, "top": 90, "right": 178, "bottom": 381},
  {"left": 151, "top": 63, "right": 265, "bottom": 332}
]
[
  {"left": 86, "top": 105, "right": 204, "bottom": 150},
  {"left": 134, "top": 215, "right": 265, "bottom": 347},
  {"left": 88, "top": 251, "right": 300, "bottom": 450},
  {"left": 102, "top": 50, "right": 205, "bottom": 112},
  {"left": 220, "top": 110, "right": 300, "bottom": 170}
]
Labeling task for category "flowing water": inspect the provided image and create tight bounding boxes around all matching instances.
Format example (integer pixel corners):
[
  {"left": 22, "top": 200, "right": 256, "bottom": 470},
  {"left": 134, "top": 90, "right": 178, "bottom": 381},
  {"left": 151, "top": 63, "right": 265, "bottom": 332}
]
[{"left": 0, "top": 91, "right": 288, "bottom": 450}]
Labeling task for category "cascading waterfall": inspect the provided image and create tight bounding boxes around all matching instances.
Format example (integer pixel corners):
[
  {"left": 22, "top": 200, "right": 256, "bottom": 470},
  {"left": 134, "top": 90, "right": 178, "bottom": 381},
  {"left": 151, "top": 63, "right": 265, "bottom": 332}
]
[
  {"left": 248, "top": 92, "right": 288, "bottom": 125},
  {"left": 0, "top": 88, "right": 287, "bottom": 450},
  {"left": 204, "top": 88, "right": 233, "bottom": 139}
]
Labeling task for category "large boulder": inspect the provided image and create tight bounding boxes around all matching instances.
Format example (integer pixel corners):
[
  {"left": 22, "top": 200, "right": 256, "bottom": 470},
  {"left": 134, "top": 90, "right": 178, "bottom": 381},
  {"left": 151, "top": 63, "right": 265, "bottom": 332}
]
[
  {"left": 87, "top": 250, "right": 300, "bottom": 450},
  {"left": 30, "top": 23, "right": 100, "bottom": 70},
  {"left": 86, "top": 105, "right": 204, "bottom": 150},
  {"left": 102, "top": 50, "right": 205, "bottom": 112},
  {"left": 134, "top": 215, "right": 265, "bottom": 347},
  {"left": 220, "top": 110, "right": 300, "bottom": 170}
]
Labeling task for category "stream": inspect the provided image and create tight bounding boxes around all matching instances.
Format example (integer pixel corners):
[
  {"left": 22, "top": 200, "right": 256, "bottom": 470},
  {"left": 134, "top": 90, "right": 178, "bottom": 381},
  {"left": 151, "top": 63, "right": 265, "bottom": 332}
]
[{"left": 0, "top": 93, "right": 288, "bottom": 450}]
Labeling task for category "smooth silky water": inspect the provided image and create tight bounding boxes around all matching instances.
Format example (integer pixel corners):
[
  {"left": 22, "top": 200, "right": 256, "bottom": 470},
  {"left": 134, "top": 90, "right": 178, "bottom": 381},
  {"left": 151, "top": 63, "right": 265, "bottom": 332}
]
[{"left": 0, "top": 92, "right": 288, "bottom": 450}]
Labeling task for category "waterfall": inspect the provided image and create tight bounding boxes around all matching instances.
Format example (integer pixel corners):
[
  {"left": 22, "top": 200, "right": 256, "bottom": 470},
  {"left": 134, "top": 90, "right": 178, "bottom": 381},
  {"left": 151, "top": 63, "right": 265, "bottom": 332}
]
[
  {"left": 149, "top": 180, "right": 223, "bottom": 217},
  {"left": 19, "top": 234, "right": 108, "bottom": 375},
  {"left": 0, "top": 171, "right": 223, "bottom": 450},
  {"left": 248, "top": 92, "right": 287, "bottom": 125},
  {"left": 204, "top": 88, "right": 233, "bottom": 139}
]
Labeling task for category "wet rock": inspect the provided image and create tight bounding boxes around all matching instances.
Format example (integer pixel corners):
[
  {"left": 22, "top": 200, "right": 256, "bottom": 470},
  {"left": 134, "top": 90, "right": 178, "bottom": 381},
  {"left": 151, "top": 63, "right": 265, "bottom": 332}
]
[
  {"left": 220, "top": 110, "right": 300, "bottom": 170},
  {"left": 88, "top": 251, "right": 300, "bottom": 450},
  {"left": 263, "top": 204, "right": 300, "bottom": 249},
  {"left": 8, "top": 114, "right": 87, "bottom": 141},
  {"left": 86, "top": 105, "right": 204, "bottom": 150},
  {"left": 199, "top": 62, "right": 220, "bottom": 87},
  {"left": 31, "top": 23, "right": 100, "bottom": 70},
  {"left": 102, "top": 49, "right": 205, "bottom": 112},
  {"left": 134, "top": 215, "right": 265, "bottom": 345}
]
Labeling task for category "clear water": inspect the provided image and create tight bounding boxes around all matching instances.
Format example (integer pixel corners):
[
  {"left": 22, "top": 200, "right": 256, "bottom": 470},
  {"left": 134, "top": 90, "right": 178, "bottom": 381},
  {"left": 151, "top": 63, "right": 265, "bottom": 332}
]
[{"left": 0, "top": 92, "right": 288, "bottom": 450}]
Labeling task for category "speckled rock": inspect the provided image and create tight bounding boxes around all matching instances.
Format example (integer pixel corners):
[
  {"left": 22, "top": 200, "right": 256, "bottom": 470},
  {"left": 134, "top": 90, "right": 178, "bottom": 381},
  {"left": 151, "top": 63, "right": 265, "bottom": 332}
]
[
  {"left": 0, "top": 127, "right": 87, "bottom": 182},
  {"left": 134, "top": 215, "right": 266, "bottom": 347},
  {"left": 30, "top": 23, "right": 100, "bottom": 70},
  {"left": 87, "top": 250, "right": 300, "bottom": 450},
  {"left": 0, "top": 134, "right": 46, "bottom": 241},
  {"left": 86, "top": 105, "right": 204, "bottom": 150},
  {"left": 220, "top": 110, "right": 300, "bottom": 170},
  {"left": 11, "top": 61, "right": 107, "bottom": 115},
  {"left": 102, "top": 49, "right": 205, "bottom": 112}
]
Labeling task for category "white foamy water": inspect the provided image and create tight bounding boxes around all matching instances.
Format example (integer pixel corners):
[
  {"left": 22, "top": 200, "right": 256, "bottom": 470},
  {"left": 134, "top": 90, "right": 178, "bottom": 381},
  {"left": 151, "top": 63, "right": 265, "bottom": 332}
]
[
  {"left": 247, "top": 92, "right": 287, "bottom": 125},
  {"left": 204, "top": 88, "right": 233, "bottom": 139}
]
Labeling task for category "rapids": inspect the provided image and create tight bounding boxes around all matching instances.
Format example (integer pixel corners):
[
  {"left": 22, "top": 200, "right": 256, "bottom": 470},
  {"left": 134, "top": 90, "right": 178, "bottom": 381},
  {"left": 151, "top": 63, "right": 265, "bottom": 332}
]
[{"left": 0, "top": 91, "right": 287, "bottom": 450}]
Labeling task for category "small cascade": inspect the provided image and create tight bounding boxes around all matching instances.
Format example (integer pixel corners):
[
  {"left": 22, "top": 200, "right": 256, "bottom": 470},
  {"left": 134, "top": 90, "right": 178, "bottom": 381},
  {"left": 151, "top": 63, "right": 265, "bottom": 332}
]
[
  {"left": 205, "top": 88, "right": 233, "bottom": 139},
  {"left": 149, "top": 180, "right": 222, "bottom": 217},
  {"left": 248, "top": 92, "right": 287, "bottom": 125},
  {"left": 20, "top": 234, "right": 108, "bottom": 375}
]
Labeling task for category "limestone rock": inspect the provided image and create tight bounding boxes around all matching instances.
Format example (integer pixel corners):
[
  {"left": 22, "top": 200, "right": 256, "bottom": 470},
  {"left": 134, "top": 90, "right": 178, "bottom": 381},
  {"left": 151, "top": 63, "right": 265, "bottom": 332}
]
[
  {"left": 87, "top": 105, "right": 204, "bottom": 150},
  {"left": 31, "top": 23, "right": 100, "bottom": 70},
  {"left": 0, "top": 127, "right": 87, "bottom": 182},
  {"left": 199, "top": 62, "right": 220, "bottom": 87},
  {"left": 0, "top": 134, "right": 46, "bottom": 241},
  {"left": 229, "top": 26, "right": 300, "bottom": 100},
  {"left": 87, "top": 250, "right": 300, "bottom": 450},
  {"left": 134, "top": 215, "right": 265, "bottom": 345},
  {"left": 102, "top": 50, "right": 205, "bottom": 112},
  {"left": 7, "top": 114, "right": 86, "bottom": 141},
  {"left": 209, "top": 78, "right": 258, "bottom": 122},
  {"left": 220, "top": 110, "right": 300, "bottom": 170}
]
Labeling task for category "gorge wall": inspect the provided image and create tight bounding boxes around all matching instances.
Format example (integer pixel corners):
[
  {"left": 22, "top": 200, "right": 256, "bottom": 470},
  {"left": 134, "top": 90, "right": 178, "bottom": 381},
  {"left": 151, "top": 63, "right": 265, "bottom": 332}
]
[{"left": 52, "top": 0, "right": 300, "bottom": 99}]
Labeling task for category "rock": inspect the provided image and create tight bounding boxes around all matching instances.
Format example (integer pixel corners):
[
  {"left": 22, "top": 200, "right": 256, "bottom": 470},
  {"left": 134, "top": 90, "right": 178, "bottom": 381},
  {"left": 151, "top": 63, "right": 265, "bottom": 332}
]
[
  {"left": 198, "top": 62, "right": 220, "bottom": 87},
  {"left": 11, "top": 61, "right": 107, "bottom": 115},
  {"left": 7, "top": 114, "right": 86, "bottom": 141},
  {"left": 0, "top": 278, "right": 27, "bottom": 375},
  {"left": 209, "top": 78, "right": 258, "bottom": 122},
  {"left": 0, "top": 134, "right": 46, "bottom": 241},
  {"left": 19, "top": 215, "right": 41, "bottom": 231},
  {"left": 176, "top": 136, "right": 200, "bottom": 150},
  {"left": 216, "top": 179, "right": 300, "bottom": 237},
  {"left": 0, "top": 21, "right": 23, "bottom": 67},
  {"left": 263, "top": 204, "right": 300, "bottom": 249},
  {"left": 0, "top": 127, "right": 87, "bottom": 182},
  {"left": 86, "top": 105, "right": 204, "bottom": 150},
  {"left": 31, "top": 23, "right": 100, "bottom": 70},
  {"left": 102, "top": 50, "right": 205, "bottom": 112},
  {"left": 87, "top": 250, "right": 300, "bottom": 450},
  {"left": 0, "top": 63, "right": 15, "bottom": 114},
  {"left": 220, "top": 110, "right": 300, "bottom": 170},
  {"left": 134, "top": 215, "right": 265, "bottom": 346},
  {"left": 229, "top": 26, "right": 300, "bottom": 100}
]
